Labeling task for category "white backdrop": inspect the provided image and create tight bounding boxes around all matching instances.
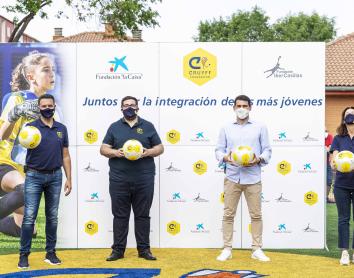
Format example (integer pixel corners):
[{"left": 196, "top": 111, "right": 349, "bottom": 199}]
[{"left": 48, "top": 42, "right": 325, "bottom": 249}]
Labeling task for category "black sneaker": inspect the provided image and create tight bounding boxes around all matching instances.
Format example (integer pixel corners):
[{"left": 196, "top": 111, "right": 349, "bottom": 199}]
[
  {"left": 44, "top": 252, "right": 62, "bottom": 265},
  {"left": 18, "top": 253, "right": 29, "bottom": 269}
]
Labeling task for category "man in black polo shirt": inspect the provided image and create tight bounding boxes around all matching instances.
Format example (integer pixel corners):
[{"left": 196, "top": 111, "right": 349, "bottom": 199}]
[
  {"left": 100, "top": 95, "right": 163, "bottom": 261},
  {"left": 18, "top": 94, "right": 72, "bottom": 269}
]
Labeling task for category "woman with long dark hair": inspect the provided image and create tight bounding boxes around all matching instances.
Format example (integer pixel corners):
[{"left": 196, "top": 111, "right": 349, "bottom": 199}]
[{"left": 330, "top": 106, "right": 354, "bottom": 265}]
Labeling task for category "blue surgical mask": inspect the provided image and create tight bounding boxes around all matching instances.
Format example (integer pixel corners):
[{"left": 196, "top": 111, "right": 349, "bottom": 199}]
[
  {"left": 344, "top": 114, "right": 354, "bottom": 125},
  {"left": 122, "top": 107, "right": 137, "bottom": 120},
  {"left": 40, "top": 108, "right": 55, "bottom": 119}
]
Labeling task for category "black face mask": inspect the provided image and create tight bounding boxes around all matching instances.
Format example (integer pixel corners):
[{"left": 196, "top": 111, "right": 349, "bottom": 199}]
[
  {"left": 40, "top": 108, "right": 55, "bottom": 119},
  {"left": 122, "top": 107, "right": 137, "bottom": 120},
  {"left": 344, "top": 114, "right": 354, "bottom": 125}
]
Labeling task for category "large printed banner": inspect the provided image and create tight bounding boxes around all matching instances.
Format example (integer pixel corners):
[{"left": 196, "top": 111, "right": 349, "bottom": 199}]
[{"left": 0, "top": 42, "right": 325, "bottom": 249}]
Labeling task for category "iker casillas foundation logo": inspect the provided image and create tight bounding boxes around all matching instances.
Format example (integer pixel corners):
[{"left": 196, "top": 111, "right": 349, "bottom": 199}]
[
  {"left": 96, "top": 55, "right": 143, "bottom": 80},
  {"left": 264, "top": 56, "right": 302, "bottom": 78}
]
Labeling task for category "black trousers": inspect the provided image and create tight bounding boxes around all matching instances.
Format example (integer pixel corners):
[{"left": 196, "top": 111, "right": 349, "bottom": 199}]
[{"left": 109, "top": 176, "right": 154, "bottom": 253}]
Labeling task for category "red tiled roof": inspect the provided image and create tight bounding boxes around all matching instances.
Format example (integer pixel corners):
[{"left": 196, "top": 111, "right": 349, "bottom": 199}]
[
  {"left": 0, "top": 15, "right": 40, "bottom": 42},
  {"left": 52, "top": 31, "right": 139, "bottom": 43},
  {"left": 326, "top": 32, "right": 354, "bottom": 87}
]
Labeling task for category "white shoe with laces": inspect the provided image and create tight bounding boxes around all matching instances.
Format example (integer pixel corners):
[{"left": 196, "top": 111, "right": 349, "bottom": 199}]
[
  {"left": 216, "top": 248, "right": 232, "bottom": 261},
  {"left": 340, "top": 250, "right": 350, "bottom": 266},
  {"left": 251, "top": 249, "right": 270, "bottom": 262}
]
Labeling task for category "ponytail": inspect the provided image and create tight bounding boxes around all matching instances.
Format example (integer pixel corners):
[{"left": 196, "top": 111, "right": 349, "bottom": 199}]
[{"left": 10, "top": 63, "right": 30, "bottom": 92}]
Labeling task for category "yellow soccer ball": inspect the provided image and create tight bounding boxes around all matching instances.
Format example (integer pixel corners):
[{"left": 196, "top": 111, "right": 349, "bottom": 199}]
[
  {"left": 334, "top": 151, "right": 354, "bottom": 173},
  {"left": 122, "top": 139, "right": 143, "bottom": 161},
  {"left": 19, "top": 125, "right": 42, "bottom": 149},
  {"left": 231, "top": 145, "right": 255, "bottom": 166}
]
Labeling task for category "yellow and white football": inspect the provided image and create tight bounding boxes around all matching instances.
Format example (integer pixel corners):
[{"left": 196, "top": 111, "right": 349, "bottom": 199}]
[
  {"left": 19, "top": 125, "right": 42, "bottom": 149},
  {"left": 231, "top": 145, "right": 255, "bottom": 166},
  {"left": 122, "top": 139, "right": 143, "bottom": 161}
]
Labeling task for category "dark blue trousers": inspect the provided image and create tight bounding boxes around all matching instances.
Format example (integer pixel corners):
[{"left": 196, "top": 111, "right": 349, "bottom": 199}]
[
  {"left": 334, "top": 186, "right": 354, "bottom": 249},
  {"left": 109, "top": 176, "right": 154, "bottom": 253}
]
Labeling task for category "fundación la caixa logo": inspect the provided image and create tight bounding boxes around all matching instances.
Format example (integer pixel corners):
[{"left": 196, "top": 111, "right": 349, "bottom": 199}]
[
  {"left": 264, "top": 56, "right": 303, "bottom": 79},
  {"left": 95, "top": 55, "right": 143, "bottom": 80},
  {"left": 183, "top": 48, "right": 217, "bottom": 86}
]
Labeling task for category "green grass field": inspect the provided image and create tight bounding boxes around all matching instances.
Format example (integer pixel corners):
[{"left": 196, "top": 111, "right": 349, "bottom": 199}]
[{"left": 0, "top": 203, "right": 352, "bottom": 258}]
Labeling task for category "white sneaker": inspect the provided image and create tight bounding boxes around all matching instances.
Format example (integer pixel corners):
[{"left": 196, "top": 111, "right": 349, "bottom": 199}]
[
  {"left": 251, "top": 249, "right": 270, "bottom": 262},
  {"left": 340, "top": 250, "right": 350, "bottom": 266},
  {"left": 216, "top": 248, "right": 232, "bottom": 261}
]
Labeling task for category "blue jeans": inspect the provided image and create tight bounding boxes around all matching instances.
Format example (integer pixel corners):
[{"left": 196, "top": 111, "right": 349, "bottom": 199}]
[
  {"left": 334, "top": 186, "right": 354, "bottom": 249},
  {"left": 326, "top": 163, "right": 333, "bottom": 186},
  {"left": 20, "top": 169, "right": 62, "bottom": 254}
]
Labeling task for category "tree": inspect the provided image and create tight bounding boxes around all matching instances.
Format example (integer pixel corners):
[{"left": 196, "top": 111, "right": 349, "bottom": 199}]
[
  {"left": 2, "top": 0, "right": 162, "bottom": 42},
  {"left": 196, "top": 6, "right": 275, "bottom": 42},
  {"left": 273, "top": 12, "right": 336, "bottom": 42},
  {"left": 195, "top": 7, "right": 336, "bottom": 42}
]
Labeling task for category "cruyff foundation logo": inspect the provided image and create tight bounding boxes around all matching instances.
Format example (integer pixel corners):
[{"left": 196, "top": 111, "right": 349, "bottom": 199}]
[
  {"left": 304, "top": 191, "right": 318, "bottom": 206},
  {"left": 183, "top": 48, "right": 217, "bottom": 86},
  {"left": 264, "top": 56, "right": 303, "bottom": 79},
  {"left": 84, "top": 129, "right": 98, "bottom": 144},
  {"left": 96, "top": 55, "right": 143, "bottom": 80},
  {"left": 193, "top": 160, "right": 208, "bottom": 175},
  {"left": 85, "top": 220, "right": 98, "bottom": 235},
  {"left": 220, "top": 192, "right": 224, "bottom": 203},
  {"left": 166, "top": 129, "right": 181, "bottom": 144},
  {"left": 277, "top": 160, "right": 291, "bottom": 175},
  {"left": 167, "top": 220, "right": 181, "bottom": 235},
  {"left": 180, "top": 269, "right": 268, "bottom": 277}
]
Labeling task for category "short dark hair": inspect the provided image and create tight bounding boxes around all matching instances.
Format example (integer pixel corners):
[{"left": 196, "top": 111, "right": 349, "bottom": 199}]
[
  {"left": 121, "top": 96, "right": 138, "bottom": 107},
  {"left": 38, "top": 94, "right": 55, "bottom": 105},
  {"left": 234, "top": 95, "right": 251, "bottom": 106}
]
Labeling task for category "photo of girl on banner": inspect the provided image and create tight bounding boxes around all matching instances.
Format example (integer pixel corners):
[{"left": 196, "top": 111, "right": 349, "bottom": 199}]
[{"left": 0, "top": 47, "right": 63, "bottom": 247}]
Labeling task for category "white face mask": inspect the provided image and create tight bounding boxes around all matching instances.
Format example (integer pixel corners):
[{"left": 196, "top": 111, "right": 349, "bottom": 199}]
[
  {"left": 325, "top": 132, "right": 328, "bottom": 138},
  {"left": 235, "top": 108, "right": 249, "bottom": 120}
]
